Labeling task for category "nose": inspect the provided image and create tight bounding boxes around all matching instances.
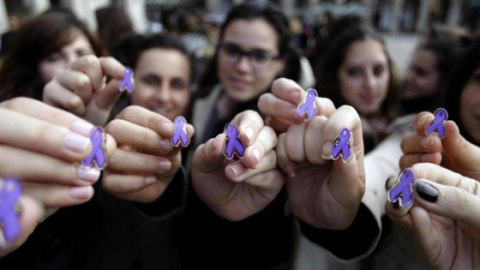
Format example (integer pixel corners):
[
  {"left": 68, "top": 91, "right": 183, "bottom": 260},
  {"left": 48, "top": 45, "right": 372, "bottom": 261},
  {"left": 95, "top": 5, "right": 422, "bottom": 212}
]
[
  {"left": 155, "top": 84, "right": 170, "bottom": 102},
  {"left": 234, "top": 55, "right": 253, "bottom": 71},
  {"left": 364, "top": 70, "right": 376, "bottom": 92}
]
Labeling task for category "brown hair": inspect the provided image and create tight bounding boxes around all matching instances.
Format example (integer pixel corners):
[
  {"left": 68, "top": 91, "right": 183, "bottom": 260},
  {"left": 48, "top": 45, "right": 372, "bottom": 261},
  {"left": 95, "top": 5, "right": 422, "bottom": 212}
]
[{"left": 0, "top": 10, "right": 102, "bottom": 101}]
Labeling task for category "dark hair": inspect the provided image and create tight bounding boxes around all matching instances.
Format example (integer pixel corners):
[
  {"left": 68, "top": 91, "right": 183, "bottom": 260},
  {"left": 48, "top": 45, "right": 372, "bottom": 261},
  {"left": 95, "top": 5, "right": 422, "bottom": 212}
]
[
  {"left": 0, "top": 11, "right": 102, "bottom": 101},
  {"left": 315, "top": 26, "right": 401, "bottom": 121},
  {"left": 95, "top": 6, "right": 134, "bottom": 55},
  {"left": 113, "top": 33, "right": 192, "bottom": 81},
  {"left": 195, "top": 2, "right": 295, "bottom": 98},
  {"left": 444, "top": 35, "right": 480, "bottom": 144}
]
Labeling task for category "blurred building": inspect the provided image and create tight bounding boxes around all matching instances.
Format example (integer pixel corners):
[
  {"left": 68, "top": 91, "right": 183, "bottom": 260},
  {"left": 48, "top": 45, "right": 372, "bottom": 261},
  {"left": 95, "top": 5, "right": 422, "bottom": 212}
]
[{"left": 0, "top": 0, "right": 475, "bottom": 35}]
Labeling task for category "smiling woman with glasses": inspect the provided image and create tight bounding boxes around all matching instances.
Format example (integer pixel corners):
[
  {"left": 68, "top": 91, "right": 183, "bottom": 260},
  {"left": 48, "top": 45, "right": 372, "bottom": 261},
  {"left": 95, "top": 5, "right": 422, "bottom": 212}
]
[{"left": 185, "top": 2, "right": 302, "bottom": 269}]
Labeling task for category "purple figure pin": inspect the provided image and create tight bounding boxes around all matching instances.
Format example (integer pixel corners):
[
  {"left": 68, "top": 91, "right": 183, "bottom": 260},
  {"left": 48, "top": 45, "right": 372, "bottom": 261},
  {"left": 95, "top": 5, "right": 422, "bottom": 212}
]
[
  {"left": 223, "top": 124, "right": 245, "bottom": 160},
  {"left": 171, "top": 116, "right": 190, "bottom": 147},
  {"left": 387, "top": 168, "right": 416, "bottom": 208},
  {"left": 0, "top": 178, "right": 22, "bottom": 242},
  {"left": 298, "top": 89, "right": 318, "bottom": 120},
  {"left": 82, "top": 126, "right": 108, "bottom": 170},
  {"left": 426, "top": 108, "right": 448, "bottom": 139},
  {"left": 331, "top": 128, "right": 352, "bottom": 162},
  {"left": 119, "top": 67, "right": 135, "bottom": 93}
]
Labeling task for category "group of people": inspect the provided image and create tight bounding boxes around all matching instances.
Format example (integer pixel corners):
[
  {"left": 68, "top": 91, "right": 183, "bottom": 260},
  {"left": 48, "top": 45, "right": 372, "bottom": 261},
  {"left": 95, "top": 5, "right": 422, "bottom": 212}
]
[{"left": 0, "top": 2, "right": 479, "bottom": 270}]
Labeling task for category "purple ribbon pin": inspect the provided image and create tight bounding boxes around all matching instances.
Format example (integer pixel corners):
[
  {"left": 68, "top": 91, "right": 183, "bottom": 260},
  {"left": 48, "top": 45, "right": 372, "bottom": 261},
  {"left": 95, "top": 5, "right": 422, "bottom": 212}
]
[
  {"left": 119, "top": 67, "right": 134, "bottom": 93},
  {"left": 171, "top": 116, "right": 190, "bottom": 147},
  {"left": 223, "top": 124, "right": 245, "bottom": 160},
  {"left": 82, "top": 126, "right": 108, "bottom": 170},
  {"left": 426, "top": 108, "right": 448, "bottom": 139},
  {"left": 388, "top": 168, "right": 416, "bottom": 208},
  {"left": 0, "top": 178, "right": 22, "bottom": 242},
  {"left": 332, "top": 128, "right": 352, "bottom": 162},
  {"left": 298, "top": 89, "right": 318, "bottom": 120}
]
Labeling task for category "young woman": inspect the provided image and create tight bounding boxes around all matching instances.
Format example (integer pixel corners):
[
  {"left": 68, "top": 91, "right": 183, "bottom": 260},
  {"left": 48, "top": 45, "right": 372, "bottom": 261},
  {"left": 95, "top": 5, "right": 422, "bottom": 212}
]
[{"left": 0, "top": 10, "right": 101, "bottom": 101}]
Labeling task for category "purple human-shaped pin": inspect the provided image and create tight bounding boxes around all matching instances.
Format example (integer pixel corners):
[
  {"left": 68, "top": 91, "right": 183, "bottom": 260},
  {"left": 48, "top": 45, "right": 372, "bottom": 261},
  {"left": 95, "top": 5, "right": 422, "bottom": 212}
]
[
  {"left": 387, "top": 168, "right": 416, "bottom": 208},
  {"left": 0, "top": 178, "right": 22, "bottom": 242},
  {"left": 331, "top": 128, "right": 352, "bottom": 162},
  {"left": 298, "top": 89, "right": 318, "bottom": 120},
  {"left": 171, "top": 116, "right": 190, "bottom": 147},
  {"left": 119, "top": 67, "right": 135, "bottom": 93},
  {"left": 426, "top": 108, "right": 448, "bottom": 139},
  {"left": 82, "top": 126, "right": 108, "bottom": 170},
  {"left": 223, "top": 124, "right": 245, "bottom": 160}
]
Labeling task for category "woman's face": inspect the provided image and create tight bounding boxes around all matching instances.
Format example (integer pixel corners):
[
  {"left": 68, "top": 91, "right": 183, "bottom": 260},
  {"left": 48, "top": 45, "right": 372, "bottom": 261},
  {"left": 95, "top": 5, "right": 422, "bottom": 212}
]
[
  {"left": 403, "top": 49, "right": 440, "bottom": 99},
  {"left": 130, "top": 48, "right": 191, "bottom": 121},
  {"left": 338, "top": 39, "right": 390, "bottom": 116},
  {"left": 38, "top": 30, "right": 94, "bottom": 84},
  {"left": 218, "top": 18, "right": 285, "bottom": 102},
  {"left": 460, "top": 66, "right": 480, "bottom": 144}
]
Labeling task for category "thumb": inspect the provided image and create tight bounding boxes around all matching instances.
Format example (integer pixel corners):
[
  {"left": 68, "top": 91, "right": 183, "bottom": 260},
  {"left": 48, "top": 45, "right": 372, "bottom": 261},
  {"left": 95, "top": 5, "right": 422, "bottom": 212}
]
[
  {"left": 442, "top": 121, "right": 480, "bottom": 168},
  {"left": 192, "top": 134, "right": 227, "bottom": 174}
]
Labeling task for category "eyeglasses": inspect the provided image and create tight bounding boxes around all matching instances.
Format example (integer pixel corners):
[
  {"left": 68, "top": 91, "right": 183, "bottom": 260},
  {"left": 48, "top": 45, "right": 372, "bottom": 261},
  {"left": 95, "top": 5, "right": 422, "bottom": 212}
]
[{"left": 219, "top": 43, "right": 280, "bottom": 70}]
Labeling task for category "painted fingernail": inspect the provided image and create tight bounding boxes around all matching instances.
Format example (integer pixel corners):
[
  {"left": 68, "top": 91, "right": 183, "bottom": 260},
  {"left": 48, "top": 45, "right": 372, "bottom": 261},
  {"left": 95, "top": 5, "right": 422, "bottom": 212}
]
[
  {"left": 65, "top": 133, "right": 90, "bottom": 152},
  {"left": 71, "top": 121, "right": 94, "bottom": 136},
  {"left": 321, "top": 142, "right": 334, "bottom": 160},
  {"left": 146, "top": 176, "right": 157, "bottom": 185},
  {"left": 70, "top": 186, "right": 92, "bottom": 200},
  {"left": 244, "top": 126, "right": 254, "bottom": 144},
  {"left": 229, "top": 163, "right": 246, "bottom": 177},
  {"left": 416, "top": 180, "right": 438, "bottom": 202},
  {"left": 392, "top": 201, "right": 399, "bottom": 209},
  {"left": 158, "top": 161, "right": 172, "bottom": 172},
  {"left": 77, "top": 167, "right": 101, "bottom": 182}
]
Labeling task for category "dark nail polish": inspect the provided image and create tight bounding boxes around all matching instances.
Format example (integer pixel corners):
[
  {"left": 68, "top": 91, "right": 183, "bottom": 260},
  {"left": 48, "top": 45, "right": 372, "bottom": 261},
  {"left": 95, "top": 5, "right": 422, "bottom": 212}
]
[
  {"left": 416, "top": 180, "right": 439, "bottom": 202},
  {"left": 392, "top": 201, "right": 399, "bottom": 209}
]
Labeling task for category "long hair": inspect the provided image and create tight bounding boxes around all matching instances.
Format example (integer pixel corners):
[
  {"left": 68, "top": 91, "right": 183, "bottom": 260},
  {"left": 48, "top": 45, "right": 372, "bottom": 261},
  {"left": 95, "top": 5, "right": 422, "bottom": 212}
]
[
  {"left": 315, "top": 26, "right": 401, "bottom": 122},
  {"left": 195, "top": 2, "right": 296, "bottom": 98},
  {"left": 444, "top": 35, "right": 480, "bottom": 144},
  {"left": 0, "top": 11, "right": 102, "bottom": 101},
  {"left": 95, "top": 6, "right": 134, "bottom": 55}
]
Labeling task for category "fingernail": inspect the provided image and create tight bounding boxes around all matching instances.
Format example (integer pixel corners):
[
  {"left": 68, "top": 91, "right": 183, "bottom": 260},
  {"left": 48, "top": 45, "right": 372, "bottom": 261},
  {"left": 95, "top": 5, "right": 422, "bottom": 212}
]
[
  {"left": 229, "top": 163, "right": 246, "bottom": 177},
  {"left": 146, "top": 176, "right": 157, "bottom": 185},
  {"left": 283, "top": 164, "right": 296, "bottom": 178},
  {"left": 0, "top": 231, "right": 7, "bottom": 248},
  {"left": 244, "top": 126, "right": 254, "bottom": 144},
  {"left": 70, "top": 186, "right": 92, "bottom": 200},
  {"left": 160, "top": 139, "right": 173, "bottom": 152},
  {"left": 321, "top": 142, "right": 334, "bottom": 160},
  {"left": 71, "top": 121, "right": 94, "bottom": 136},
  {"left": 158, "top": 161, "right": 172, "bottom": 172},
  {"left": 420, "top": 136, "right": 435, "bottom": 148},
  {"left": 252, "top": 148, "right": 261, "bottom": 165},
  {"left": 65, "top": 133, "right": 90, "bottom": 152},
  {"left": 392, "top": 201, "right": 399, "bottom": 209},
  {"left": 416, "top": 180, "right": 439, "bottom": 202},
  {"left": 384, "top": 176, "right": 395, "bottom": 192},
  {"left": 77, "top": 167, "right": 101, "bottom": 182},
  {"left": 417, "top": 114, "right": 430, "bottom": 127},
  {"left": 159, "top": 122, "right": 174, "bottom": 133}
]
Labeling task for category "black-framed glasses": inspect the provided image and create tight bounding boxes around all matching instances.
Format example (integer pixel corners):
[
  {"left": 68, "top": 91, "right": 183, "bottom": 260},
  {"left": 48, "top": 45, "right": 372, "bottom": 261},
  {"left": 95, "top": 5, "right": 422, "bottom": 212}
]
[{"left": 219, "top": 42, "right": 280, "bottom": 70}]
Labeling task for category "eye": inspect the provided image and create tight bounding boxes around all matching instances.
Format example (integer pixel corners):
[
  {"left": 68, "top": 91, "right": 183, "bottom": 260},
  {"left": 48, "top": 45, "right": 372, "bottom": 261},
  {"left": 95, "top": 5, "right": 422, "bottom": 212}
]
[
  {"left": 142, "top": 75, "right": 160, "bottom": 86},
  {"left": 373, "top": 65, "right": 385, "bottom": 76},
  {"left": 250, "top": 50, "right": 271, "bottom": 63},
  {"left": 171, "top": 79, "right": 188, "bottom": 90},
  {"left": 222, "top": 43, "right": 242, "bottom": 57},
  {"left": 77, "top": 49, "right": 94, "bottom": 57},
  {"left": 345, "top": 67, "right": 361, "bottom": 77},
  {"left": 45, "top": 53, "right": 63, "bottom": 62}
]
